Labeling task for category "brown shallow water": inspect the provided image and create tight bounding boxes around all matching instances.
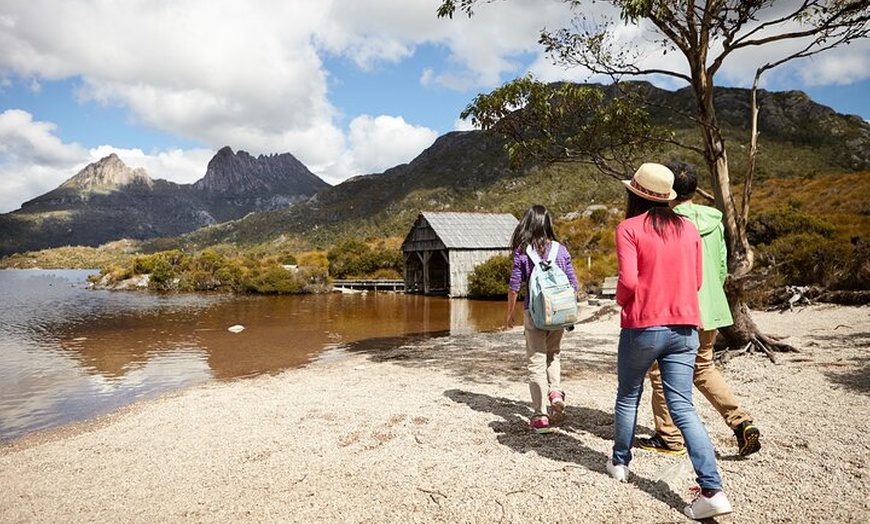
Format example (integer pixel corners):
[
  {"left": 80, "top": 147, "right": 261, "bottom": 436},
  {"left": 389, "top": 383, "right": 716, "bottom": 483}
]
[
  {"left": 59, "top": 292, "right": 506, "bottom": 379},
  {"left": 0, "top": 270, "right": 506, "bottom": 442}
]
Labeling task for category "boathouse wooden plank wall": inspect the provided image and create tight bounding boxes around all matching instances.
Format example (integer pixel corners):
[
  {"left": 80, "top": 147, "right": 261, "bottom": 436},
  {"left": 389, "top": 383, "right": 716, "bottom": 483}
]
[{"left": 401, "top": 211, "right": 518, "bottom": 298}]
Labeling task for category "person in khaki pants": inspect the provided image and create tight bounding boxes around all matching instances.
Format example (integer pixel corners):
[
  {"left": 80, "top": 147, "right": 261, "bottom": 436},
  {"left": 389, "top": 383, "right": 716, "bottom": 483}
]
[{"left": 637, "top": 160, "right": 762, "bottom": 458}]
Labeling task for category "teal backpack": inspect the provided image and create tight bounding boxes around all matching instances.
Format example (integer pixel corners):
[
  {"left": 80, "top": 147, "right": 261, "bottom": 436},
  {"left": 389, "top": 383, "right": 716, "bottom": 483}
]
[{"left": 526, "top": 241, "right": 579, "bottom": 330}]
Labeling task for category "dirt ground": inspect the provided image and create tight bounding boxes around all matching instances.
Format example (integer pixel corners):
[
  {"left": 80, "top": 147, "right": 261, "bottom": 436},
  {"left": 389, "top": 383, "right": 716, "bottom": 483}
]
[{"left": 1, "top": 303, "right": 867, "bottom": 523}]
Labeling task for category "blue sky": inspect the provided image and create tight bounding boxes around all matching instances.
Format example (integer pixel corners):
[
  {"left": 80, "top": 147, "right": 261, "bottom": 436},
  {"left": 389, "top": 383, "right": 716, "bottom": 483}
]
[{"left": 1, "top": 0, "right": 868, "bottom": 214}]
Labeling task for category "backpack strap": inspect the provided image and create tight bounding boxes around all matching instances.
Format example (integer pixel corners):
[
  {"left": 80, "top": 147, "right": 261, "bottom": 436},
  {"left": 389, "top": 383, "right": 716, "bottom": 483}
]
[
  {"left": 526, "top": 241, "right": 560, "bottom": 266},
  {"left": 547, "top": 241, "right": 561, "bottom": 263},
  {"left": 525, "top": 244, "right": 542, "bottom": 265}
]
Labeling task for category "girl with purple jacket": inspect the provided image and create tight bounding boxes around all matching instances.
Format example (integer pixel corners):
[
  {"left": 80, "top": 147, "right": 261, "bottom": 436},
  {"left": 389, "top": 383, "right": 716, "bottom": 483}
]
[{"left": 506, "top": 205, "right": 579, "bottom": 433}]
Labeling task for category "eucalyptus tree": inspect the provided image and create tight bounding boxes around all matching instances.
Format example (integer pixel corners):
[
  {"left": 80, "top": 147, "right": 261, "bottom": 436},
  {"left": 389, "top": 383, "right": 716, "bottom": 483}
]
[{"left": 438, "top": 0, "right": 869, "bottom": 356}]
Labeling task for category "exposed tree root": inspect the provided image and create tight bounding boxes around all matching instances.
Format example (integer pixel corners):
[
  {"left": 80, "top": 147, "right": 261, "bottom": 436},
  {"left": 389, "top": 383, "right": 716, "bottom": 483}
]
[{"left": 751, "top": 335, "right": 777, "bottom": 364}]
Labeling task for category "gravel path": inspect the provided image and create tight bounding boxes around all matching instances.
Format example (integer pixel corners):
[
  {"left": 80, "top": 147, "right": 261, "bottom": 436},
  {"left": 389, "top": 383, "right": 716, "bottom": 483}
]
[{"left": 1, "top": 304, "right": 867, "bottom": 523}]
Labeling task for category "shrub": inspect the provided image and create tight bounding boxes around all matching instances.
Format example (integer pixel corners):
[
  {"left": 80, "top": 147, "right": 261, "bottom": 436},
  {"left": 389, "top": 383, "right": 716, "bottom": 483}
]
[
  {"left": 148, "top": 257, "right": 177, "bottom": 291},
  {"left": 370, "top": 268, "right": 402, "bottom": 280},
  {"left": 242, "top": 264, "right": 304, "bottom": 294},
  {"left": 327, "top": 239, "right": 402, "bottom": 278},
  {"left": 573, "top": 252, "right": 618, "bottom": 295},
  {"left": 747, "top": 203, "right": 835, "bottom": 246},
  {"left": 589, "top": 207, "right": 609, "bottom": 225},
  {"left": 298, "top": 266, "right": 331, "bottom": 293},
  {"left": 468, "top": 254, "right": 512, "bottom": 299},
  {"left": 214, "top": 264, "right": 246, "bottom": 292},
  {"left": 297, "top": 251, "right": 328, "bottom": 269},
  {"left": 755, "top": 233, "right": 869, "bottom": 291}
]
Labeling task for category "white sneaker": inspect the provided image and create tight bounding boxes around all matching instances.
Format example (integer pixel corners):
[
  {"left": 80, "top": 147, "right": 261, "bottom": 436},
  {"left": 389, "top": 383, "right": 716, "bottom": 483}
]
[
  {"left": 605, "top": 458, "right": 629, "bottom": 482},
  {"left": 683, "top": 489, "right": 733, "bottom": 520}
]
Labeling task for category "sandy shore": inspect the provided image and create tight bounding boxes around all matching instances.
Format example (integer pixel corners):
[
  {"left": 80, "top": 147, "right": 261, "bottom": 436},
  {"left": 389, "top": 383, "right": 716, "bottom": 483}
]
[{"left": 1, "top": 303, "right": 868, "bottom": 523}]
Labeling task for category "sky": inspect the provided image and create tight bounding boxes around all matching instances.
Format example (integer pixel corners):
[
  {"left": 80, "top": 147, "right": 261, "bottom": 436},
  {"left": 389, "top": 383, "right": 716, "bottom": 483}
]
[{"left": 1, "top": 0, "right": 868, "bottom": 214}]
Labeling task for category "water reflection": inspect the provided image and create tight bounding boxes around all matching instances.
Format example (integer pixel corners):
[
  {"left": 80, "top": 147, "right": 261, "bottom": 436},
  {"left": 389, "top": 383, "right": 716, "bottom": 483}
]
[
  {"left": 58, "top": 293, "right": 505, "bottom": 380},
  {"left": 0, "top": 270, "right": 507, "bottom": 442}
]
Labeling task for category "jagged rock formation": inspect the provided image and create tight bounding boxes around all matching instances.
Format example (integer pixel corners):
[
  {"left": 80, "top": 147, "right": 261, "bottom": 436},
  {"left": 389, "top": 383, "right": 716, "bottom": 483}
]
[
  {"left": 194, "top": 147, "right": 325, "bottom": 195},
  {"left": 60, "top": 153, "right": 154, "bottom": 192},
  {"left": 192, "top": 147, "right": 330, "bottom": 222},
  {"left": 0, "top": 149, "right": 330, "bottom": 256}
]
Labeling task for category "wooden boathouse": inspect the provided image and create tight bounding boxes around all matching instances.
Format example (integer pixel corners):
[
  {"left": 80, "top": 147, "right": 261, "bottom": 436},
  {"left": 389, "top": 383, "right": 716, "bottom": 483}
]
[{"left": 401, "top": 211, "right": 518, "bottom": 298}]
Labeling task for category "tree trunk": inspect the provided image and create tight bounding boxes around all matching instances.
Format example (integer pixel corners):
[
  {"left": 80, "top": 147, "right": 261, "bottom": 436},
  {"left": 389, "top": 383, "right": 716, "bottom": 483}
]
[{"left": 692, "top": 74, "right": 796, "bottom": 358}]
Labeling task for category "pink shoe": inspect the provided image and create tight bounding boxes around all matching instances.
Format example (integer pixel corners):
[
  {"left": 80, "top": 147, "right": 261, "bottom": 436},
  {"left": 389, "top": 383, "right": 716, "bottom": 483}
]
[
  {"left": 529, "top": 414, "right": 550, "bottom": 434},
  {"left": 548, "top": 390, "right": 565, "bottom": 415}
]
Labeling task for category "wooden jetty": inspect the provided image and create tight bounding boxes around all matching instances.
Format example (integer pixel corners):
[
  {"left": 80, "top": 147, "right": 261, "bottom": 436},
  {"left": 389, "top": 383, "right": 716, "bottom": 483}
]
[{"left": 332, "top": 279, "right": 405, "bottom": 293}]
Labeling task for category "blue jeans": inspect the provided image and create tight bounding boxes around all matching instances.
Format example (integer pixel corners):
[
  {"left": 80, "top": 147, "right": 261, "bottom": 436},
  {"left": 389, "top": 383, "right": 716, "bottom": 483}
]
[{"left": 612, "top": 326, "right": 722, "bottom": 490}]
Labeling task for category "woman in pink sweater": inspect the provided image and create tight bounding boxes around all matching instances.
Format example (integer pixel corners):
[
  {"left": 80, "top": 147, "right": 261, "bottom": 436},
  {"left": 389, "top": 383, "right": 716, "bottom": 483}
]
[{"left": 606, "top": 163, "right": 732, "bottom": 521}]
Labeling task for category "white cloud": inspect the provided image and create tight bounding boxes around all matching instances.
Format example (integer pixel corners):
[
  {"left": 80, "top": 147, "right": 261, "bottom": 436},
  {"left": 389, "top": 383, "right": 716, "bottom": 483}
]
[
  {"left": 87, "top": 146, "right": 214, "bottom": 186},
  {"left": 0, "top": 110, "right": 87, "bottom": 212},
  {"left": 453, "top": 117, "right": 476, "bottom": 132},
  {"left": 0, "top": 109, "right": 84, "bottom": 164},
  {"left": 320, "top": 115, "right": 438, "bottom": 184},
  {"left": 527, "top": 8, "right": 870, "bottom": 93},
  {"left": 420, "top": 0, "right": 579, "bottom": 89},
  {"left": 791, "top": 39, "right": 870, "bottom": 86},
  {"left": 0, "top": 0, "right": 866, "bottom": 215}
]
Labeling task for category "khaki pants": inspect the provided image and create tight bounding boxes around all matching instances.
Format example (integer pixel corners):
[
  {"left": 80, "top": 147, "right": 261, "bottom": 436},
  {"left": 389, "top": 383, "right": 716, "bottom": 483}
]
[
  {"left": 648, "top": 329, "right": 751, "bottom": 449},
  {"left": 524, "top": 310, "right": 563, "bottom": 416}
]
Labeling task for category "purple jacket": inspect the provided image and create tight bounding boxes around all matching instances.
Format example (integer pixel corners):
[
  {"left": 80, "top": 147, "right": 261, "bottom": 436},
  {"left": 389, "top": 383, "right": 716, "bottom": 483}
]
[{"left": 509, "top": 241, "right": 580, "bottom": 310}]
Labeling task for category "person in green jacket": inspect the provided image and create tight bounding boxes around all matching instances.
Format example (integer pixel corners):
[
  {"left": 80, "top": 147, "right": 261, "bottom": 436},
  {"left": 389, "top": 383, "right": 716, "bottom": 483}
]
[{"left": 637, "top": 160, "right": 762, "bottom": 458}]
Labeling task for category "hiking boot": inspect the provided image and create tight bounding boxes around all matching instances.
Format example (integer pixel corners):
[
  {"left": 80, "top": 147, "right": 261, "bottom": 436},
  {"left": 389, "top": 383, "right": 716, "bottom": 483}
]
[
  {"left": 605, "top": 458, "right": 629, "bottom": 482},
  {"left": 735, "top": 420, "right": 761, "bottom": 457},
  {"left": 683, "top": 487, "right": 733, "bottom": 520},
  {"left": 529, "top": 414, "right": 551, "bottom": 434},
  {"left": 636, "top": 433, "right": 687, "bottom": 456},
  {"left": 548, "top": 390, "right": 565, "bottom": 415}
]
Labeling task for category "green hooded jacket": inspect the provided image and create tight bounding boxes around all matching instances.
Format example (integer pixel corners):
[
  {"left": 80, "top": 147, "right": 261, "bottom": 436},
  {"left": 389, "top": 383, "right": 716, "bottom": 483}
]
[{"left": 674, "top": 202, "right": 734, "bottom": 330}]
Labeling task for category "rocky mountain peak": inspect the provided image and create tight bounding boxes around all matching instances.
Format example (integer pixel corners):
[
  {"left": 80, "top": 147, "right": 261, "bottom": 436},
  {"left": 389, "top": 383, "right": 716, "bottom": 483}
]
[
  {"left": 192, "top": 146, "right": 330, "bottom": 196},
  {"left": 60, "top": 153, "right": 154, "bottom": 192}
]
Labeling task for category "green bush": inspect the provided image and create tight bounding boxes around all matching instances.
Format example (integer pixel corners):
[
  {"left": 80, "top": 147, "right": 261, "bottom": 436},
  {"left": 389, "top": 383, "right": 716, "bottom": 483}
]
[
  {"left": 242, "top": 265, "right": 305, "bottom": 294},
  {"left": 747, "top": 203, "right": 835, "bottom": 246},
  {"left": 573, "top": 252, "right": 617, "bottom": 295},
  {"left": 589, "top": 208, "right": 609, "bottom": 225},
  {"left": 756, "top": 233, "right": 869, "bottom": 290},
  {"left": 298, "top": 266, "right": 331, "bottom": 293},
  {"left": 214, "top": 264, "right": 246, "bottom": 292},
  {"left": 468, "top": 254, "right": 512, "bottom": 299},
  {"left": 327, "top": 239, "right": 402, "bottom": 278},
  {"left": 148, "top": 257, "right": 177, "bottom": 291},
  {"left": 177, "top": 270, "right": 222, "bottom": 291},
  {"left": 131, "top": 254, "right": 157, "bottom": 274}
]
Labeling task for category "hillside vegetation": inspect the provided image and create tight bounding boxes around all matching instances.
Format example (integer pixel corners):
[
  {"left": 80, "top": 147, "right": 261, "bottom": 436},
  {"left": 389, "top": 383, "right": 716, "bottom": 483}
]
[
  {"left": 3, "top": 166, "right": 867, "bottom": 305},
  {"left": 1, "top": 83, "right": 868, "bottom": 304}
]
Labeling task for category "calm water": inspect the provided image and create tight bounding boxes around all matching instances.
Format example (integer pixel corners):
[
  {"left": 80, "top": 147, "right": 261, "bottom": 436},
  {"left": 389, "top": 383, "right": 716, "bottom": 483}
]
[{"left": 0, "top": 269, "right": 506, "bottom": 443}]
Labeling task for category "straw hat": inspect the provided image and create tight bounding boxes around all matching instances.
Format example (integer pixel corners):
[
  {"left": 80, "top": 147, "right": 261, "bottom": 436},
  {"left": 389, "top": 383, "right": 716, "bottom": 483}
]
[{"left": 621, "top": 163, "right": 677, "bottom": 202}]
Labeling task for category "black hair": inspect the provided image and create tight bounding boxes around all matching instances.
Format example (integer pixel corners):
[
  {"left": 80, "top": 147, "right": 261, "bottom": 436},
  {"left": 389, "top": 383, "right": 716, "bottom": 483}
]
[
  {"left": 666, "top": 159, "right": 698, "bottom": 202},
  {"left": 510, "top": 204, "right": 558, "bottom": 254},
  {"left": 625, "top": 191, "right": 684, "bottom": 239}
]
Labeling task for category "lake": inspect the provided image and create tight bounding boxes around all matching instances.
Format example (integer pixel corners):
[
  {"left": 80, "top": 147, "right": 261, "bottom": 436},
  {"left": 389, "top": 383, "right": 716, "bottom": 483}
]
[{"left": 0, "top": 269, "right": 507, "bottom": 443}]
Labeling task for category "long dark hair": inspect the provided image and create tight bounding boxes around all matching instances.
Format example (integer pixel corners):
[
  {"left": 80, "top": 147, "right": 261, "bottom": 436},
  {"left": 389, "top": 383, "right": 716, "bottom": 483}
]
[
  {"left": 510, "top": 205, "right": 558, "bottom": 255},
  {"left": 625, "top": 191, "right": 684, "bottom": 239}
]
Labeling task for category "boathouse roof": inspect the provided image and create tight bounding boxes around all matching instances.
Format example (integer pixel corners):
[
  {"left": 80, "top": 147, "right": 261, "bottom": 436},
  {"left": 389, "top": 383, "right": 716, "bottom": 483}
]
[{"left": 402, "top": 211, "right": 518, "bottom": 251}]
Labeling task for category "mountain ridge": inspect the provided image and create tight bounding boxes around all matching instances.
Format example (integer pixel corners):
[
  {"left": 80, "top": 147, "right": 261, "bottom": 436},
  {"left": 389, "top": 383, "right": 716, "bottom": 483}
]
[
  {"left": 0, "top": 147, "right": 330, "bottom": 256},
  {"left": 2, "top": 83, "right": 869, "bottom": 258}
]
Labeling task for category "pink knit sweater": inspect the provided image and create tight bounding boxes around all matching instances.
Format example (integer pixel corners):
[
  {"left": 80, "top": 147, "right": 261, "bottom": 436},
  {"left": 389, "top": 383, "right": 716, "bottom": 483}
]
[{"left": 615, "top": 213, "right": 703, "bottom": 329}]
